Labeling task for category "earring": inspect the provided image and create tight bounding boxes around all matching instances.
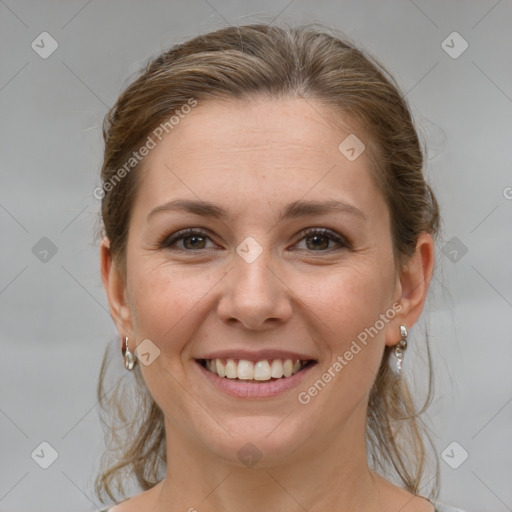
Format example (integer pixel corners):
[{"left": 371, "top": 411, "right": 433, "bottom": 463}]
[
  {"left": 394, "top": 325, "right": 408, "bottom": 375},
  {"left": 122, "top": 336, "right": 136, "bottom": 370}
]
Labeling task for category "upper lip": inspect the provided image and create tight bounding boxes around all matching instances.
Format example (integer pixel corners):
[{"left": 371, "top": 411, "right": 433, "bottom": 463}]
[{"left": 197, "top": 349, "right": 317, "bottom": 362}]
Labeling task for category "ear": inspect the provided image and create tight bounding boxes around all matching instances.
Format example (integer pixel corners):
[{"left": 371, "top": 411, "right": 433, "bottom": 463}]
[
  {"left": 100, "top": 236, "right": 133, "bottom": 344},
  {"left": 385, "top": 232, "right": 435, "bottom": 347}
]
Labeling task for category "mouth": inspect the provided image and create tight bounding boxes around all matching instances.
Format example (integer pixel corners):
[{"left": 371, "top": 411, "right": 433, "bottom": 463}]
[
  {"left": 197, "top": 357, "right": 315, "bottom": 382},
  {"left": 194, "top": 349, "right": 318, "bottom": 398}
]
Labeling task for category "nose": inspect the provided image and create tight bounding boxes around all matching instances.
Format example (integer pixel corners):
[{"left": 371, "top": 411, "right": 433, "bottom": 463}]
[{"left": 217, "top": 249, "right": 293, "bottom": 331}]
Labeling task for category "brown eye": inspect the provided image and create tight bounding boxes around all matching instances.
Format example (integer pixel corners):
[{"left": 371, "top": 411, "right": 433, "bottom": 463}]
[
  {"left": 294, "top": 228, "right": 348, "bottom": 252},
  {"left": 181, "top": 234, "right": 208, "bottom": 250},
  {"left": 305, "top": 234, "right": 330, "bottom": 250},
  {"left": 159, "top": 229, "right": 215, "bottom": 251}
]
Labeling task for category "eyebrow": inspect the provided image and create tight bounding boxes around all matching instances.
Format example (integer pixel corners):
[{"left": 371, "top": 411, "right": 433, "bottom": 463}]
[{"left": 147, "top": 198, "right": 367, "bottom": 222}]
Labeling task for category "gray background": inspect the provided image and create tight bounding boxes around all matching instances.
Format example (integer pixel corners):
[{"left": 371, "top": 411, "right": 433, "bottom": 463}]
[{"left": 1, "top": 0, "right": 511, "bottom": 511}]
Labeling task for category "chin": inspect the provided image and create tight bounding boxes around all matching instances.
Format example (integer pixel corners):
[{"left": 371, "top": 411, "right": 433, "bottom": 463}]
[{"left": 192, "top": 413, "right": 317, "bottom": 469}]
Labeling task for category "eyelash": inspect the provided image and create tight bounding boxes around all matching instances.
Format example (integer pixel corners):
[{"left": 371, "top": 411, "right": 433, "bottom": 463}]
[{"left": 157, "top": 227, "right": 349, "bottom": 253}]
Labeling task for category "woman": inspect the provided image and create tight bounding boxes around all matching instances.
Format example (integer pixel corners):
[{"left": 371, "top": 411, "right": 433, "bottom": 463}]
[{"left": 95, "top": 23, "right": 463, "bottom": 512}]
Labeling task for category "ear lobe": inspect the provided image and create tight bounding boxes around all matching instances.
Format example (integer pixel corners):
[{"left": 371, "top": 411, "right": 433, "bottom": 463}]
[
  {"left": 100, "top": 237, "right": 133, "bottom": 340},
  {"left": 385, "top": 233, "right": 435, "bottom": 346}
]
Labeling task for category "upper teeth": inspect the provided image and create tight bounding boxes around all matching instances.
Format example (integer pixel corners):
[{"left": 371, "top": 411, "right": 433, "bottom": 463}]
[{"left": 204, "top": 358, "right": 306, "bottom": 381}]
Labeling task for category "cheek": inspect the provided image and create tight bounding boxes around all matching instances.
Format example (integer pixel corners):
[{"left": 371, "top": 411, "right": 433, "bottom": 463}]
[
  {"left": 296, "top": 260, "right": 395, "bottom": 391},
  {"left": 296, "top": 273, "right": 392, "bottom": 418},
  {"left": 125, "top": 263, "right": 216, "bottom": 421},
  {"left": 126, "top": 262, "right": 208, "bottom": 348},
  {"left": 297, "top": 262, "right": 395, "bottom": 340}
]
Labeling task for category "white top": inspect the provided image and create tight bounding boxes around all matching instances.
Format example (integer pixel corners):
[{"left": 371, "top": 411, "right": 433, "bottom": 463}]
[{"left": 434, "top": 503, "right": 466, "bottom": 512}]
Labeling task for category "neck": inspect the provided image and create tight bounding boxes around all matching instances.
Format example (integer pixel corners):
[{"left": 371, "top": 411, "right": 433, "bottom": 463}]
[{"left": 153, "top": 404, "right": 384, "bottom": 512}]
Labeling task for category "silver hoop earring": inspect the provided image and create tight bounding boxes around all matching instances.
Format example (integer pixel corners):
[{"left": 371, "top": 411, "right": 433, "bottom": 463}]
[
  {"left": 394, "top": 325, "right": 408, "bottom": 375},
  {"left": 122, "top": 336, "right": 136, "bottom": 370}
]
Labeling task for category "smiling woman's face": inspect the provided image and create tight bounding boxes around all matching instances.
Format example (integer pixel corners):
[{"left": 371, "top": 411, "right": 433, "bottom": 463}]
[{"left": 104, "top": 96, "right": 411, "bottom": 467}]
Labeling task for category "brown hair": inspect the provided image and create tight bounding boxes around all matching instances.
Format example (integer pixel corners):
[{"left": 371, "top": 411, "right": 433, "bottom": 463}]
[{"left": 96, "top": 23, "right": 440, "bottom": 503}]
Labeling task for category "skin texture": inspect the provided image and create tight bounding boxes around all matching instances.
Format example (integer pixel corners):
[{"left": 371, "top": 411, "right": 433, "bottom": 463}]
[{"left": 101, "top": 97, "right": 435, "bottom": 512}]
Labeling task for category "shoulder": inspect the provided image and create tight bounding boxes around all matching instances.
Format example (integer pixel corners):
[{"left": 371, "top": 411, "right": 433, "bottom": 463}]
[{"left": 98, "top": 499, "right": 466, "bottom": 512}]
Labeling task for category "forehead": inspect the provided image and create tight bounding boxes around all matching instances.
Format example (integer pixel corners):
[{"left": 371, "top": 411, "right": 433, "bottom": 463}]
[
  {"left": 133, "top": 96, "right": 385, "bottom": 218},
  {"left": 158, "top": 96, "right": 358, "bottom": 163}
]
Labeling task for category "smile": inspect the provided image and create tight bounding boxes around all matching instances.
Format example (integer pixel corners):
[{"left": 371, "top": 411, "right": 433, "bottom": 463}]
[
  {"left": 199, "top": 358, "right": 312, "bottom": 381},
  {"left": 194, "top": 350, "right": 317, "bottom": 398}
]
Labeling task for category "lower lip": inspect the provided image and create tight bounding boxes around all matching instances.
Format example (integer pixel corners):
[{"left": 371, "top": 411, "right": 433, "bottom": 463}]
[{"left": 196, "top": 361, "right": 315, "bottom": 399}]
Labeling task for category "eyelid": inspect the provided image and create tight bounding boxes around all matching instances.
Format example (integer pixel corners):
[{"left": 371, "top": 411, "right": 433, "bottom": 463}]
[
  {"left": 158, "top": 226, "right": 349, "bottom": 251},
  {"left": 158, "top": 227, "right": 215, "bottom": 249}
]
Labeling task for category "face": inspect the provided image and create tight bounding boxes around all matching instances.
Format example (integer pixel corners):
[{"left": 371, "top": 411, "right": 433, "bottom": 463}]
[{"left": 105, "top": 97, "right": 412, "bottom": 468}]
